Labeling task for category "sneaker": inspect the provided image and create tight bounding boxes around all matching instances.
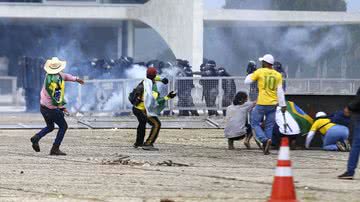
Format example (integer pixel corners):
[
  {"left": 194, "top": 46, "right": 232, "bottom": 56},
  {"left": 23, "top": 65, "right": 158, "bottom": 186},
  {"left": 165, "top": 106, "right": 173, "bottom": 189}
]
[
  {"left": 254, "top": 137, "right": 263, "bottom": 150},
  {"left": 244, "top": 134, "right": 251, "bottom": 149},
  {"left": 50, "top": 145, "right": 66, "bottom": 156},
  {"left": 142, "top": 145, "right": 159, "bottom": 151},
  {"left": 228, "top": 139, "right": 235, "bottom": 150},
  {"left": 263, "top": 139, "right": 272, "bottom": 155},
  {"left": 336, "top": 141, "right": 347, "bottom": 152},
  {"left": 344, "top": 140, "right": 351, "bottom": 152},
  {"left": 338, "top": 171, "right": 354, "bottom": 180},
  {"left": 133, "top": 143, "right": 143, "bottom": 149},
  {"left": 30, "top": 135, "right": 40, "bottom": 152}
]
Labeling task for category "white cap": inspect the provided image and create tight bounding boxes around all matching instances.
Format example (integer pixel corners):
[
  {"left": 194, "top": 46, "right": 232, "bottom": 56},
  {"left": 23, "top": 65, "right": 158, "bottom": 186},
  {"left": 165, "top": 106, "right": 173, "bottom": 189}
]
[
  {"left": 315, "top": 111, "right": 327, "bottom": 118},
  {"left": 259, "top": 54, "right": 274, "bottom": 65}
]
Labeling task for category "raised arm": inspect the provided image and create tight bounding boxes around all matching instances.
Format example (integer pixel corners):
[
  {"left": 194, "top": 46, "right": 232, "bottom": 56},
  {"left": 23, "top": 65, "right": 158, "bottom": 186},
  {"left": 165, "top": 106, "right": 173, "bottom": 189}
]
[{"left": 62, "top": 73, "right": 84, "bottom": 84}]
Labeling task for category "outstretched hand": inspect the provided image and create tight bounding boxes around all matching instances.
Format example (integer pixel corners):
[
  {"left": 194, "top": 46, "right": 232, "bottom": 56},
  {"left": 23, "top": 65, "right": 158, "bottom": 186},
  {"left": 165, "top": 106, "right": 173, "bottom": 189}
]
[
  {"left": 62, "top": 108, "right": 70, "bottom": 116},
  {"left": 76, "top": 78, "right": 85, "bottom": 85},
  {"left": 167, "top": 91, "right": 177, "bottom": 99},
  {"left": 161, "top": 78, "right": 169, "bottom": 85}
]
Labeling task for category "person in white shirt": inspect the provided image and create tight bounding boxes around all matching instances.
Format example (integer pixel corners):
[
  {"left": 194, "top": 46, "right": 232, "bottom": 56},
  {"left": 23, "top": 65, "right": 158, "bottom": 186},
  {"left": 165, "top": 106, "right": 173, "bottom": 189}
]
[{"left": 224, "top": 91, "right": 255, "bottom": 150}]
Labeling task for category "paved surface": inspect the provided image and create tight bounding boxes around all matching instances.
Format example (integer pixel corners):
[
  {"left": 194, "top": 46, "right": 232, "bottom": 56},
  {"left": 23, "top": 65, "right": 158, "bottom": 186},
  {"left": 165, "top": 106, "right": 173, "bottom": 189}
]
[
  {"left": 0, "top": 113, "right": 223, "bottom": 129},
  {"left": 0, "top": 127, "right": 360, "bottom": 202}
]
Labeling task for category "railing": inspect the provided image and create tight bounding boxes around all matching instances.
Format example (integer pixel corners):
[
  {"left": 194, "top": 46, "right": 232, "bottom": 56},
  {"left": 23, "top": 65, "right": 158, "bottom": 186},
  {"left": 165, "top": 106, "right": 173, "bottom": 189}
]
[
  {"left": 0, "top": 0, "right": 148, "bottom": 4},
  {"left": 0, "top": 76, "right": 19, "bottom": 106},
  {"left": 63, "top": 77, "right": 359, "bottom": 114}
]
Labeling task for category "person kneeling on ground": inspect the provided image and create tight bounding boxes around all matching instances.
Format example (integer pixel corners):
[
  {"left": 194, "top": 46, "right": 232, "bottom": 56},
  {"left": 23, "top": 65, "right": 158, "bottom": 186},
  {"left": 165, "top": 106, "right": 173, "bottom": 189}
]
[
  {"left": 131, "top": 67, "right": 176, "bottom": 151},
  {"left": 305, "top": 111, "right": 350, "bottom": 152},
  {"left": 224, "top": 91, "right": 254, "bottom": 150},
  {"left": 30, "top": 57, "right": 85, "bottom": 155}
]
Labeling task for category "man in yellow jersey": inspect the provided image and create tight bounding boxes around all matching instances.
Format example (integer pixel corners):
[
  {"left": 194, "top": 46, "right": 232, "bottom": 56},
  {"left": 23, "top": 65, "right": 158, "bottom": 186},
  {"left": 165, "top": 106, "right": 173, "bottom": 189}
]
[
  {"left": 244, "top": 54, "right": 286, "bottom": 155},
  {"left": 306, "top": 112, "right": 350, "bottom": 151},
  {"left": 131, "top": 67, "right": 176, "bottom": 151}
]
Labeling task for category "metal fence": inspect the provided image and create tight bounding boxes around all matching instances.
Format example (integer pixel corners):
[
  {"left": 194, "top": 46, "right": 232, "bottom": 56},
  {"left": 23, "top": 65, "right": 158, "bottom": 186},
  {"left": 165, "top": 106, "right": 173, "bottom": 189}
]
[
  {"left": 66, "top": 77, "right": 360, "bottom": 114},
  {"left": 0, "top": 76, "right": 18, "bottom": 106}
]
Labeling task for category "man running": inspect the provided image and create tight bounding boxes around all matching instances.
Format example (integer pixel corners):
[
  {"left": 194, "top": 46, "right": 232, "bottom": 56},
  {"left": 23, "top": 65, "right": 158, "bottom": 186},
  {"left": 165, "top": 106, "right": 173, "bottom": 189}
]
[
  {"left": 244, "top": 54, "right": 286, "bottom": 155},
  {"left": 30, "top": 57, "right": 84, "bottom": 155}
]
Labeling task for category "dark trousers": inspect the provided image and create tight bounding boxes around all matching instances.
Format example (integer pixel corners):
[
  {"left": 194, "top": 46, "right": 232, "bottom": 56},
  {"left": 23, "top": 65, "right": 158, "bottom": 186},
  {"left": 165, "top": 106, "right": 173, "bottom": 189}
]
[
  {"left": 347, "top": 114, "right": 360, "bottom": 175},
  {"left": 36, "top": 105, "right": 68, "bottom": 146},
  {"left": 132, "top": 107, "right": 161, "bottom": 146}
]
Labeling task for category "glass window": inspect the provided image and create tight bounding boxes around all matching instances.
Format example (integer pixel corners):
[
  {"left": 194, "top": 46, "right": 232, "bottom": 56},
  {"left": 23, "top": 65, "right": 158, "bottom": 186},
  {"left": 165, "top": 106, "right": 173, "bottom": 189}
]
[{"left": 204, "top": 0, "right": 360, "bottom": 12}]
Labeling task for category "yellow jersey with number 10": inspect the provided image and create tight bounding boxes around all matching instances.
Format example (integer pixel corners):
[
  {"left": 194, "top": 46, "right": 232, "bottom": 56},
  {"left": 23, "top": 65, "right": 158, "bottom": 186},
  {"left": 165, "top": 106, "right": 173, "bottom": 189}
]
[{"left": 251, "top": 68, "right": 283, "bottom": 106}]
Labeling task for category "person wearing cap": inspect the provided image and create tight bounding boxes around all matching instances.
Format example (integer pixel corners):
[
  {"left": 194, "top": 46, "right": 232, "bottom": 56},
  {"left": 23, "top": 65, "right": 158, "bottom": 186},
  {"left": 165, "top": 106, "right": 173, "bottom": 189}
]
[
  {"left": 305, "top": 111, "right": 350, "bottom": 151},
  {"left": 132, "top": 67, "right": 176, "bottom": 151},
  {"left": 244, "top": 54, "right": 286, "bottom": 155},
  {"left": 30, "top": 57, "right": 84, "bottom": 156}
]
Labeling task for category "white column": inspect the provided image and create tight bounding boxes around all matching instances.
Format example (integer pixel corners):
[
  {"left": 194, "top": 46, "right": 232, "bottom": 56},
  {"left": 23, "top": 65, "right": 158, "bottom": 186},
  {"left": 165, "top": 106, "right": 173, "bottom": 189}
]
[
  {"left": 126, "top": 20, "right": 135, "bottom": 57},
  {"left": 117, "top": 26, "right": 122, "bottom": 58}
]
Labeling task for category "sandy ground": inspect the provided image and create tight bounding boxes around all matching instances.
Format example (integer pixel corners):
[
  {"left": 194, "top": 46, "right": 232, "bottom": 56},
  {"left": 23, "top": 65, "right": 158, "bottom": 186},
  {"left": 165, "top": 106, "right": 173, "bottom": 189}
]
[{"left": 0, "top": 127, "right": 360, "bottom": 202}]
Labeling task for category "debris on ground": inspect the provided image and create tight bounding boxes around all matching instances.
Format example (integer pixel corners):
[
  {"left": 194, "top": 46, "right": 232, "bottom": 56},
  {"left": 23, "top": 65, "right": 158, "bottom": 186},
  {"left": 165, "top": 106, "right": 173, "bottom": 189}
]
[
  {"left": 101, "top": 156, "right": 189, "bottom": 167},
  {"left": 157, "top": 160, "right": 189, "bottom": 167}
]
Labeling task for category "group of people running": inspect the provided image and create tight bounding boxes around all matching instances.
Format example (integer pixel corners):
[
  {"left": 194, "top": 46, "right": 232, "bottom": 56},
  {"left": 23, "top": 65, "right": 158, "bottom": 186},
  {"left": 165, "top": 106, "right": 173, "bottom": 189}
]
[{"left": 29, "top": 55, "right": 360, "bottom": 180}]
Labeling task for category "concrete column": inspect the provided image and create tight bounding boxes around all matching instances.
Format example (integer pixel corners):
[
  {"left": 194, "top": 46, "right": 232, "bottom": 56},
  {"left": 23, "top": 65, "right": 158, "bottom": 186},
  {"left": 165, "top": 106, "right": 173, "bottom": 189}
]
[
  {"left": 128, "top": 0, "right": 204, "bottom": 71},
  {"left": 120, "top": 21, "right": 135, "bottom": 57},
  {"left": 126, "top": 20, "right": 135, "bottom": 57},
  {"left": 117, "top": 26, "right": 122, "bottom": 58}
]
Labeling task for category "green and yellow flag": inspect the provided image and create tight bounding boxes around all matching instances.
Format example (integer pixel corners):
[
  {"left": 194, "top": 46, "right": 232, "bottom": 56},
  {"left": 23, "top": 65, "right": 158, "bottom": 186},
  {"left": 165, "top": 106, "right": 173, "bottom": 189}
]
[{"left": 286, "top": 101, "right": 313, "bottom": 134}]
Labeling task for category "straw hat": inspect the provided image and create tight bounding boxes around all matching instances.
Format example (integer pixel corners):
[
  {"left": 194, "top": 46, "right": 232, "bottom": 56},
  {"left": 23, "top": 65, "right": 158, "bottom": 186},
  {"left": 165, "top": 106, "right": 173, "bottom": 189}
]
[{"left": 44, "top": 57, "right": 66, "bottom": 74}]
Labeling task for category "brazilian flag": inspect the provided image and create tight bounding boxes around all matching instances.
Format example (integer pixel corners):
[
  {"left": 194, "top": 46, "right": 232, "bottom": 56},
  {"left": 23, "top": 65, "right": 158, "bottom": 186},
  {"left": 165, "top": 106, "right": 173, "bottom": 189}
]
[{"left": 286, "top": 101, "right": 313, "bottom": 134}]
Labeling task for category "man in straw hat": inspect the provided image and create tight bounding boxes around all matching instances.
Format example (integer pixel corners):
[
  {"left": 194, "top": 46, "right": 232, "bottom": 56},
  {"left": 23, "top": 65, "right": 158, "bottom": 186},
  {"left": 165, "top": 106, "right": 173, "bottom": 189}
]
[{"left": 30, "top": 57, "right": 84, "bottom": 155}]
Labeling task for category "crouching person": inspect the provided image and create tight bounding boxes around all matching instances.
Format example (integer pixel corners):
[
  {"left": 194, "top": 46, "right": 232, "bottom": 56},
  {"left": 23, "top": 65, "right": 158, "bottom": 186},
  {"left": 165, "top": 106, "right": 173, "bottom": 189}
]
[
  {"left": 131, "top": 67, "right": 176, "bottom": 151},
  {"left": 30, "top": 57, "right": 84, "bottom": 155},
  {"left": 224, "top": 91, "right": 254, "bottom": 150},
  {"left": 305, "top": 112, "right": 350, "bottom": 151}
]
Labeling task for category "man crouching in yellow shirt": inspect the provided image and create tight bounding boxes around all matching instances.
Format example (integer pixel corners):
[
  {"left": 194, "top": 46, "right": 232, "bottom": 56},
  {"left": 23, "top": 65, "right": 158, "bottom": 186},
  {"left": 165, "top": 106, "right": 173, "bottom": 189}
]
[
  {"left": 306, "top": 111, "right": 350, "bottom": 151},
  {"left": 244, "top": 54, "right": 286, "bottom": 155}
]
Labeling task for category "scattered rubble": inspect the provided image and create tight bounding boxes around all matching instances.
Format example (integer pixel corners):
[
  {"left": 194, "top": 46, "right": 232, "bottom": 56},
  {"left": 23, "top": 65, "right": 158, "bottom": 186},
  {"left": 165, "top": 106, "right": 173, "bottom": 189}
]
[{"left": 101, "top": 156, "right": 189, "bottom": 167}]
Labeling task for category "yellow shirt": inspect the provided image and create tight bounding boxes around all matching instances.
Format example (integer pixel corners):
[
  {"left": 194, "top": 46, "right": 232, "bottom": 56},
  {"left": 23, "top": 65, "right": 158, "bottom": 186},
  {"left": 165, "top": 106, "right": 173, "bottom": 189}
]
[
  {"left": 251, "top": 68, "right": 283, "bottom": 105},
  {"left": 309, "top": 118, "right": 335, "bottom": 135}
]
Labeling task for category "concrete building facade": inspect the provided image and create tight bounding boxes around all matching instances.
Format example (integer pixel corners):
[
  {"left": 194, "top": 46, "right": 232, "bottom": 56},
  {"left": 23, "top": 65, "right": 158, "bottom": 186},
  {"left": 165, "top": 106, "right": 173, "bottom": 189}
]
[{"left": 0, "top": 0, "right": 360, "bottom": 70}]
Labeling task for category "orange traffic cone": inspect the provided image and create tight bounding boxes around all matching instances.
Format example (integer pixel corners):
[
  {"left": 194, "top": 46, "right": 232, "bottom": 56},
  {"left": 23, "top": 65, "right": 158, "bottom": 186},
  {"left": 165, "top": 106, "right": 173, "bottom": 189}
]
[{"left": 268, "top": 137, "right": 298, "bottom": 202}]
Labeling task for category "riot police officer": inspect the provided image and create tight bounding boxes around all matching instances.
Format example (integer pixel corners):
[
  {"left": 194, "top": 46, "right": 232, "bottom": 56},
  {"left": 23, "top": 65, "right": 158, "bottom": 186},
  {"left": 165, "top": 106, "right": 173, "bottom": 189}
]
[
  {"left": 200, "top": 60, "right": 219, "bottom": 116},
  {"left": 246, "top": 61, "right": 258, "bottom": 102},
  {"left": 273, "top": 61, "right": 287, "bottom": 91},
  {"left": 217, "top": 67, "right": 236, "bottom": 116},
  {"left": 176, "top": 59, "right": 199, "bottom": 116}
]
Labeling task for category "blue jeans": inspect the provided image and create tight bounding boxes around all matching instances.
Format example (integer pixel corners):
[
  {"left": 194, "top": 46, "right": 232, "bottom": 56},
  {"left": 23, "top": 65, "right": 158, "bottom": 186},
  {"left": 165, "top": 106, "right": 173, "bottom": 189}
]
[
  {"left": 322, "top": 125, "right": 349, "bottom": 151},
  {"left": 347, "top": 114, "right": 360, "bottom": 175},
  {"left": 251, "top": 105, "right": 276, "bottom": 143},
  {"left": 36, "top": 105, "right": 68, "bottom": 146}
]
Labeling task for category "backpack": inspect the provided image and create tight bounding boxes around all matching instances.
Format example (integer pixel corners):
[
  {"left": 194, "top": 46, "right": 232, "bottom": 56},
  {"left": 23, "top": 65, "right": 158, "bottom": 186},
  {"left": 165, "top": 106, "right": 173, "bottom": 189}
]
[{"left": 128, "top": 81, "right": 144, "bottom": 105}]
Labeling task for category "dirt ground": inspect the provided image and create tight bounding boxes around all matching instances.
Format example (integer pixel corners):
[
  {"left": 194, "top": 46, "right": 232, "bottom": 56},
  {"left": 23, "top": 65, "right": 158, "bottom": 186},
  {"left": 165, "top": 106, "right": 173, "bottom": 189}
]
[{"left": 0, "top": 126, "right": 360, "bottom": 202}]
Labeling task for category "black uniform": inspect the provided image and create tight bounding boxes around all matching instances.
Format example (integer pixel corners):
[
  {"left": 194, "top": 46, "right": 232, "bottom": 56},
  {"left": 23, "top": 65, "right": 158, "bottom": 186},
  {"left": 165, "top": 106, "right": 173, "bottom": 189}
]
[
  {"left": 217, "top": 67, "right": 236, "bottom": 116},
  {"left": 176, "top": 60, "right": 199, "bottom": 116},
  {"left": 200, "top": 61, "right": 219, "bottom": 116},
  {"left": 21, "top": 57, "right": 45, "bottom": 112}
]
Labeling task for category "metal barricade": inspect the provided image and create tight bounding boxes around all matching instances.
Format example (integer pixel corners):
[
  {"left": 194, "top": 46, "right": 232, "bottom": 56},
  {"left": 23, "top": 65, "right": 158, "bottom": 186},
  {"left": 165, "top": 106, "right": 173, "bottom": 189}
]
[
  {"left": 65, "top": 77, "right": 360, "bottom": 114},
  {"left": 0, "top": 76, "right": 18, "bottom": 106}
]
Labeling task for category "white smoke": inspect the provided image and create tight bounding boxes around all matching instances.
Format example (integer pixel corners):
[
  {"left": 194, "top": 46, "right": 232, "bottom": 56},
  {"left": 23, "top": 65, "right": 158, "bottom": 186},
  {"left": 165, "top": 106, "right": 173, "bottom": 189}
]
[
  {"left": 279, "top": 26, "right": 349, "bottom": 65},
  {"left": 125, "top": 64, "right": 147, "bottom": 79}
]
